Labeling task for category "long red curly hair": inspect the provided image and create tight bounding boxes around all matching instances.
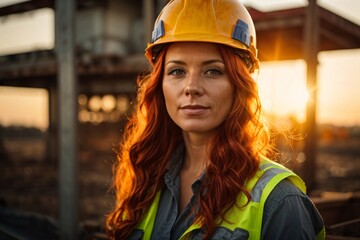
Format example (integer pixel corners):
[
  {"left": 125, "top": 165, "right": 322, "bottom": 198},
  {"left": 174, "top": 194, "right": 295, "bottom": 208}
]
[{"left": 106, "top": 44, "right": 270, "bottom": 239}]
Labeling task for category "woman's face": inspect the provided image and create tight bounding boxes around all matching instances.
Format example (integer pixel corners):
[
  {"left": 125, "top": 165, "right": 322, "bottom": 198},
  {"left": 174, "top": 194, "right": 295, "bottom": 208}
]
[{"left": 162, "top": 42, "right": 234, "bottom": 136}]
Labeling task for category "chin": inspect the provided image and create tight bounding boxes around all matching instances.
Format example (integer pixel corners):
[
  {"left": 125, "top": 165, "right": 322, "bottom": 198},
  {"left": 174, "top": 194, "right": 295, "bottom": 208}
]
[{"left": 179, "top": 124, "right": 218, "bottom": 135}]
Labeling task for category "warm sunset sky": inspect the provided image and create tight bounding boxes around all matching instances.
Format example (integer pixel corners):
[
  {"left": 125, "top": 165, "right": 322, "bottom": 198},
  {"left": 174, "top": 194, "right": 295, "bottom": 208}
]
[{"left": 0, "top": 0, "right": 359, "bottom": 129}]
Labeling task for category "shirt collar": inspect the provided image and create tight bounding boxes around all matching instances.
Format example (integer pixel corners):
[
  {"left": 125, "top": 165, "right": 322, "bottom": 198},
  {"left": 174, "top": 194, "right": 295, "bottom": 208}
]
[
  {"left": 164, "top": 143, "right": 206, "bottom": 195},
  {"left": 164, "top": 143, "right": 185, "bottom": 183}
]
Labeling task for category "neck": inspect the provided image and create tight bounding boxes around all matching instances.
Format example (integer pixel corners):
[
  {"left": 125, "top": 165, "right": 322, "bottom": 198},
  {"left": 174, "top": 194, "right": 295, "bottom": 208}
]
[{"left": 182, "top": 131, "right": 212, "bottom": 176}]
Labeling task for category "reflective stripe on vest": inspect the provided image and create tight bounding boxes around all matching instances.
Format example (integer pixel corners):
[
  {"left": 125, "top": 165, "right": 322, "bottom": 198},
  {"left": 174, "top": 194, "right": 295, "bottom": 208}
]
[
  {"left": 136, "top": 191, "right": 161, "bottom": 240},
  {"left": 135, "top": 157, "right": 320, "bottom": 239}
]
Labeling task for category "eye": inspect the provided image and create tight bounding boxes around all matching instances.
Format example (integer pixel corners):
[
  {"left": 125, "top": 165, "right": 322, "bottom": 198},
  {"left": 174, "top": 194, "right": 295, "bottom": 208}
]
[
  {"left": 168, "top": 68, "right": 185, "bottom": 76},
  {"left": 205, "top": 68, "right": 223, "bottom": 76}
]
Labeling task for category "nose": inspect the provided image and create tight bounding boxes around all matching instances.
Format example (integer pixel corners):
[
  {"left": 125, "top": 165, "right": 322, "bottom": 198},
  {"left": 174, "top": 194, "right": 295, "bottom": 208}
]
[{"left": 184, "top": 73, "right": 204, "bottom": 97}]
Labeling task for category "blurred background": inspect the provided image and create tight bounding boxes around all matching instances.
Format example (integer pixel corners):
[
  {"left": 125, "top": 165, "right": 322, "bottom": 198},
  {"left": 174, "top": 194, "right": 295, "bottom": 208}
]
[{"left": 0, "top": 0, "right": 359, "bottom": 239}]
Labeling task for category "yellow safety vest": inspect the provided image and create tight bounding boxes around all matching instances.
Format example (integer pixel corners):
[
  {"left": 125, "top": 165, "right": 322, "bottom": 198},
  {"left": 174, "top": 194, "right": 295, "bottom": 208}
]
[{"left": 135, "top": 157, "right": 326, "bottom": 240}]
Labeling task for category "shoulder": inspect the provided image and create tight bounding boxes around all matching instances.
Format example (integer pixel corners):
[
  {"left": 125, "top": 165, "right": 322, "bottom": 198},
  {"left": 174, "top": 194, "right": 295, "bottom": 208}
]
[
  {"left": 263, "top": 178, "right": 305, "bottom": 213},
  {"left": 261, "top": 179, "right": 325, "bottom": 240}
]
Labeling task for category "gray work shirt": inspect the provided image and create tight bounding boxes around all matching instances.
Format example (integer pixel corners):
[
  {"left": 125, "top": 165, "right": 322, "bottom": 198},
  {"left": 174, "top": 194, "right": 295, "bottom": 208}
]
[{"left": 146, "top": 145, "right": 324, "bottom": 239}]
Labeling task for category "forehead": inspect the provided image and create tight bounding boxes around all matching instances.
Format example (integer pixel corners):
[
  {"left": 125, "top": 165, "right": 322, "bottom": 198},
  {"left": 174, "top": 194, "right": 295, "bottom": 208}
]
[{"left": 165, "top": 42, "right": 223, "bottom": 62}]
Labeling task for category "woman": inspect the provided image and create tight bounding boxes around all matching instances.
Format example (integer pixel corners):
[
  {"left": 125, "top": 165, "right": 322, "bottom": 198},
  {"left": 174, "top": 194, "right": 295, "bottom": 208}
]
[{"left": 106, "top": 0, "right": 325, "bottom": 239}]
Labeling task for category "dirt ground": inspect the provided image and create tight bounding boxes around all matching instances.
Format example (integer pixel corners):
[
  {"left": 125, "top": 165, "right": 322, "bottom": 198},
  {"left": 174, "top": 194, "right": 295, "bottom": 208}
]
[{"left": 0, "top": 123, "right": 121, "bottom": 238}]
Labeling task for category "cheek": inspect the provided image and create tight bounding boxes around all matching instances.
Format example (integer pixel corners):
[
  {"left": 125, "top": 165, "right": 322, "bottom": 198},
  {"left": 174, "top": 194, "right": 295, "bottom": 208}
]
[
  {"left": 162, "top": 82, "right": 176, "bottom": 112},
  {"left": 218, "top": 87, "right": 235, "bottom": 116},
  {"left": 219, "top": 84, "right": 234, "bottom": 106},
  {"left": 220, "top": 95, "right": 233, "bottom": 115}
]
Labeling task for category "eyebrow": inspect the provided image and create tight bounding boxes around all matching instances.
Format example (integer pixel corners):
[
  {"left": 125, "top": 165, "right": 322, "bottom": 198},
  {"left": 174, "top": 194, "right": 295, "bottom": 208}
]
[{"left": 165, "top": 59, "right": 224, "bottom": 67}]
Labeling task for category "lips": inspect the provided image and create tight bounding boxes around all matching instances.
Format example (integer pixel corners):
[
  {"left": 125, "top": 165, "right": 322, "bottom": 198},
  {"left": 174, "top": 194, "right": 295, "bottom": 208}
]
[{"left": 180, "top": 104, "right": 210, "bottom": 115}]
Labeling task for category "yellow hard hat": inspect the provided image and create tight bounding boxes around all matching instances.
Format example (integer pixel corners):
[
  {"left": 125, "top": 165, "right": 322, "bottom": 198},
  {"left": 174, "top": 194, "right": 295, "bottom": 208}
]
[{"left": 145, "top": 0, "right": 259, "bottom": 72}]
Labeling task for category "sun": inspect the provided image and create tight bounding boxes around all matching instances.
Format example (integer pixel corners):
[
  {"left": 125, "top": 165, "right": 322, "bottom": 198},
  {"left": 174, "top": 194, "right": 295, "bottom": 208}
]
[{"left": 257, "top": 60, "right": 309, "bottom": 123}]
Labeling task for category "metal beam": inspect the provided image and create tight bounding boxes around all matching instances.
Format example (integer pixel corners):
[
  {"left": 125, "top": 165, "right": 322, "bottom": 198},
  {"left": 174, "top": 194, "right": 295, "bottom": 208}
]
[
  {"left": 255, "top": 16, "right": 303, "bottom": 31},
  {"left": 303, "top": 0, "right": 319, "bottom": 192},
  {"left": 0, "top": 0, "right": 54, "bottom": 17},
  {"left": 143, "top": 0, "right": 154, "bottom": 47},
  {"left": 321, "top": 27, "right": 360, "bottom": 49},
  {"left": 55, "top": 0, "right": 78, "bottom": 239},
  {"left": 47, "top": 82, "right": 58, "bottom": 163}
]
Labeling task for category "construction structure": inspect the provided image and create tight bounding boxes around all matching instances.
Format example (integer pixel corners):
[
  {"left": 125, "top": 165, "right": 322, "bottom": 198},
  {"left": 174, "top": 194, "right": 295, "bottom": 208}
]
[{"left": 0, "top": 0, "right": 359, "bottom": 239}]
